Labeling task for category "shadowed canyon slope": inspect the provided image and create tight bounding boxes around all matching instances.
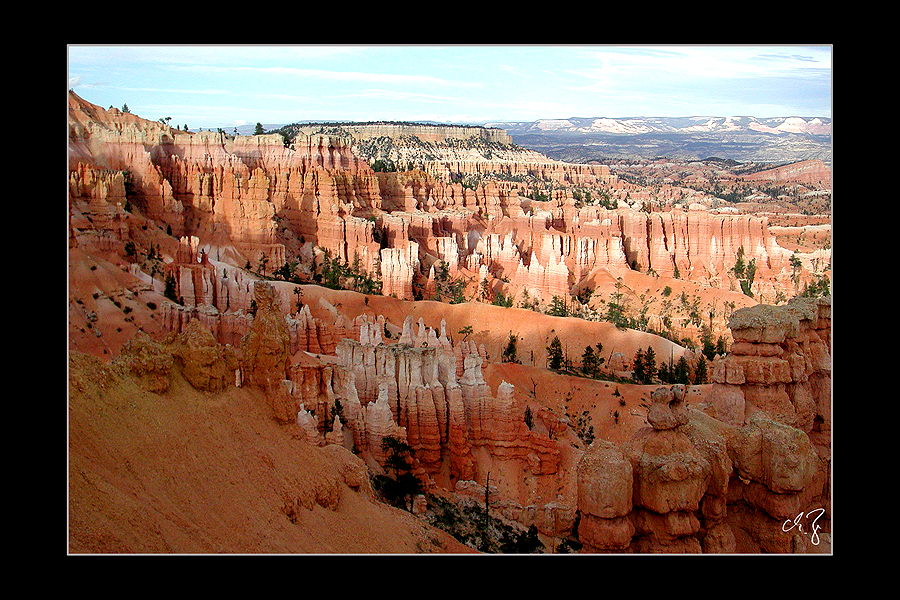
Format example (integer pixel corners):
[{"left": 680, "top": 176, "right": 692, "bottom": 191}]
[{"left": 68, "top": 91, "right": 832, "bottom": 554}]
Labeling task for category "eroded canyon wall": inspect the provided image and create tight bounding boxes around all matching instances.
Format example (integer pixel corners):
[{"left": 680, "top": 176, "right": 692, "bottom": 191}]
[
  {"left": 69, "top": 91, "right": 821, "bottom": 316},
  {"left": 117, "top": 278, "right": 830, "bottom": 553}
]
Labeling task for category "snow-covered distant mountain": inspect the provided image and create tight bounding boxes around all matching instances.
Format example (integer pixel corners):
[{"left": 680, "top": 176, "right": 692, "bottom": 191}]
[
  {"left": 486, "top": 116, "right": 832, "bottom": 137},
  {"left": 486, "top": 116, "right": 832, "bottom": 164}
]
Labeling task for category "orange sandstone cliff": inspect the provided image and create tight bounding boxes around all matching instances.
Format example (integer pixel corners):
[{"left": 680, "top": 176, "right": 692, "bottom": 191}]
[{"left": 68, "top": 91, "right": 826, "bottom": 319}]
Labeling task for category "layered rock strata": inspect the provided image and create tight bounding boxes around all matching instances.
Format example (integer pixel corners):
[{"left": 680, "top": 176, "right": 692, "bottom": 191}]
[
  {"left": 708, "top": 296, "right": 831, "bottom": 433},
  {"left": 98, "top": 270, "right": 831, "bottom": 553},
  {"left": 69, "top": 91, "right": 824, "bottom": 313}
]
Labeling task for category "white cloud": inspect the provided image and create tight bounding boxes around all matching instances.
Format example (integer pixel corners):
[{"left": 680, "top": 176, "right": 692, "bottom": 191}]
[{"left": 176, "top": 65, "right": 469, "bottom": 89}]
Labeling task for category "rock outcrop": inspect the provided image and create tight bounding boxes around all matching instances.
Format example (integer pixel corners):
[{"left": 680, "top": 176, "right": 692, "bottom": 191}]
[
  {"left": 576, "top": 297, "right": 831, "bottom": 553},
  {"left": 576, "top": 439, "right": 636, "bottom": 552},
  {"left": 291, "top": 122, "right": 513, "bottom": 146},
  {"left": 112, "top": 320, "right": 239, "bottom": 394},
  {"left": 623, "top": 386, "right": 716, "bottom": 553},
  {"left": 708, "top": 296, "right": 832, "bottom": 433},
  {"left": 68, "top": 163, "right": 130, "bottom": 254},
  {"left": 114, "top": 331, "right": 174, "bottom": 393},
  {"left": 168, "top": 319, "right": 239, "bottom": 392},
  {"left": 239, "top": 282, "right": 292, "bottom": 414}
]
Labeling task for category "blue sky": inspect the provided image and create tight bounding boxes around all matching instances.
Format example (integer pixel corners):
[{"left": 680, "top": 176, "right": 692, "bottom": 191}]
[{"left": 67, "top": 44, "right": 832, "bottom": 130}]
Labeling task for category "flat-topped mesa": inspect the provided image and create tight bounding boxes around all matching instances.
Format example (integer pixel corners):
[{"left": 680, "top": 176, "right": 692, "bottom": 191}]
[
  {"left": 291, "top": 122, "right": 513, "bottom": 146},
  {"left": 435, "top": 158, "right": 613, "bottom": 188},
  {"left": 292, "top": 121, "right": 615, "bottom": 190}
]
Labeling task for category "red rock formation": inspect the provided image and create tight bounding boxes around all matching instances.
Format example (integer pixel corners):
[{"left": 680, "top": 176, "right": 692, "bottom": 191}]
[
  {"left": 336, "top": 316, "right": 473, "bottom": 479},
  {"left": 576, "top": 295, "right": 831, "bottom": 553},
  {"left": 727, "top": 412, "right": 822, "bottom": 552},
  {"left": 334, "top": 315, "right": 560, "bottom": 483},
  {"left": 168, "top": 319, "right": 240, "bottom": 392},
  {"left": 708, "top": 296, "right": 831, "bottom": 433},
  {"left": 239, "top": 283, "right": 291, "bottom": 395},
  {"left": 69, "top": 92, "right": 832, "bottom": 553},
  {"left": 70, "top": 91, "right": 823, "bottom": 313},
  {"left": 113, "top": 331, "right": 174, "bottom": 393},
  {"left": 112, "top": 319, "right": 239, "bottom": 394},
  {"left": 68, "top": 163, "right": 130, "bottom": 254},
  {"left": 380, "top": 242, "right": 419, "bottom": 300},
  {"left": 289, "top": 354, "right": 366, "bottom": 452},
  {"left": 68, "top": 91, "right": 381, "bottom": 278},
  {"left": 576, "top": 440, "right": 636, "bottom": 552},
  {"left": 622, "top": 385, "right": 714, "bottom": 553},
  {"left": 581, "top": 206, "right": 800, "bottom": 300}
]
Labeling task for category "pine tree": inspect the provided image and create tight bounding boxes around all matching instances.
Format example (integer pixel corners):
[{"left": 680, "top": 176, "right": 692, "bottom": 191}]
[
  {"left": 547, "top": 296, "right": 569, "bottom": 317},
  {"left": 694, "top": 357, "right": 708, "bottom": 384},
  {"left": 581, "top": 345, "right": 598, "bottom": 377},
  {"left": 632, "top": 348, "right": 645, "bottom": 383},
  {"left": 644, "top": 346, "right": 657, "bottom": 383},
  {"left": 377, "top": 436, "right": 422, "bottom": 512},
  {"left": 674, "top": 355, "right": 691, "bottom": 384},
  {"left": 547, "top": 336, "right": 564, "bottom": 370},
  {"left": 502, "top": 333, "right": 520, "bottom": 364},
  {"left": 163, "top": 273, "right": 179, "bottom": 304}
]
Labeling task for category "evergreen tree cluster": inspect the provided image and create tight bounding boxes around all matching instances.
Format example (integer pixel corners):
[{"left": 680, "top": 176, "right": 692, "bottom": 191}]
[
  {"left": 312, "top": 249, "right": 382, "bottom": 295},
  {"left": 372, "top": 436, "right": 422, "bottom": 512},
  {"left": 800, "top": 274, "right": 831, "bottom": 298},
  {"left": 633, "top": 345, "right": 708, "bottom": 385}
]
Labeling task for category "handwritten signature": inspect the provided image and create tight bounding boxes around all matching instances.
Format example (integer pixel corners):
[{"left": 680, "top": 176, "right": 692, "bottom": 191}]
[{"left": 782, "top": 508, "right": 825, "bottom": 546}]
